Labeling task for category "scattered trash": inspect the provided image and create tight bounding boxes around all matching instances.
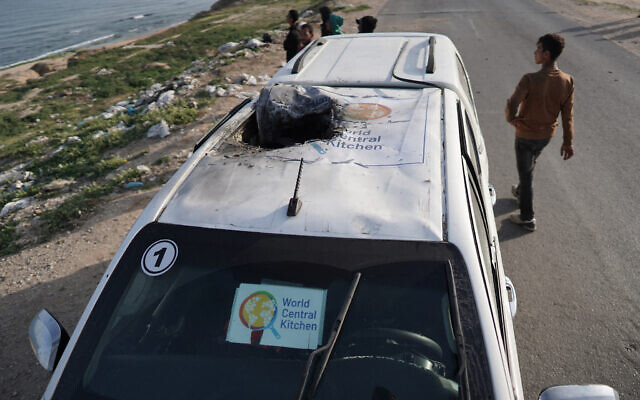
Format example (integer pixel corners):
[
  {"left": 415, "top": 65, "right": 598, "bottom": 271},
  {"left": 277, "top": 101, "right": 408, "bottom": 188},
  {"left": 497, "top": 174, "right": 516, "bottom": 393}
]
[
  {"left": 43, "top": 179, "right": 75, "bottom": 192},
  {"left": 157, "top": 90, "right": 175, "bottom": 108},
  {"left": 26, "top": 136, "right": 50, "bottom": 146},
  {"left": 128, "top": 107, "right": 136, "bottom": 115},
  {"left": 1, "top": 197, "right": 34, "bottom": 217},
  {"left": 92, "top": 130, "right": 109, "bottom": 139},
  {"left": 100, "top": 112, "right": 114, "bottom": 119},
  {"left": 136, "top": 165, "right": 151, "bottom": 174},
  {"left": 218, "top": 42, "right": 241, "bottom": 53},
  {"left": 205, "top": 85, "right": 218, "bottom": 95},
  {"left": 66, "top": 136, "right": 82, "bottom": 143},
  {"left": 124, "top": 181, "right": 144, "bottom": 189},
  {"left": 113, "top": 121, "right": 135, "bottom": 132},
  {"left": 146, "top": 102, "right": 159, "bottom": 112},
  {"left": 96, "top": 68, "right": 114, "bottom": 76},
  {"left": 301, "top": 9, "right": 314, "bottom": 18},
  {"left": 116, "top": 100, "right": 130, "bottom": 107},
  {"left": 215, "top": 87, "right": 228, "bottom": 97},
  {"left": 246, "top": 38, "right": 265, "bottom": 49},
  {"left": 146, "top": 120, "right": 170, "bottom": 138}
]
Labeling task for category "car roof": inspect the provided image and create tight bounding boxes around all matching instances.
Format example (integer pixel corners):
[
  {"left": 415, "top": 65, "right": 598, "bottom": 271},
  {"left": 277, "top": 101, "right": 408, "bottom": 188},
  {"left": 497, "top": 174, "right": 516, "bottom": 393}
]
[
  {"left": 133, "top": 33, "right": 477, "bottom": 242},
  {"left": 271, "top": 32, "right": 465, "bottom": 92},
  {"left": 158, "top": 85, "right": 446, "bottom": 241}
]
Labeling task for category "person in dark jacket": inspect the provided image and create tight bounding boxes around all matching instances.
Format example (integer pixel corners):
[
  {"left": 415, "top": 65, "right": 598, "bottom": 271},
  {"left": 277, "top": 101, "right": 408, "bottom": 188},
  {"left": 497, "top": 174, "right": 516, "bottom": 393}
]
[
  {"left": 283, "top": 9, "right": 301, "bottom": 62},
  {"left": 356, "top": 16, "right": 377, "bottom": 33}
]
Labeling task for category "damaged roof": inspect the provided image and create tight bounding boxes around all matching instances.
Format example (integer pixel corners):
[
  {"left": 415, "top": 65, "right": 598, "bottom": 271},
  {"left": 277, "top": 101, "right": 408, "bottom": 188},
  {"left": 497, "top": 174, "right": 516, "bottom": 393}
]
[{"left": 158, "top": 86, "right": 445, "bottom": 241}]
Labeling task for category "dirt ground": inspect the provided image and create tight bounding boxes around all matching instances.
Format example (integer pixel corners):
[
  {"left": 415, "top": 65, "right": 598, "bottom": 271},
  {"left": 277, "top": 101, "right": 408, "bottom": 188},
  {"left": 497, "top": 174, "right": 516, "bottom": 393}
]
[
  {"left": 536, "top": 0, "right": 640, "bottom": 57},
  {"left": 0, "top": 0, "right": 635, "bottom": 397}
]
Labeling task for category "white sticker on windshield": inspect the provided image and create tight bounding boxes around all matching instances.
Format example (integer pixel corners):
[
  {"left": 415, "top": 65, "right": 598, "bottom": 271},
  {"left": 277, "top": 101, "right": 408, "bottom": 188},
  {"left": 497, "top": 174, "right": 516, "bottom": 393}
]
[
  {"left": 141, "top": 239, "right": 178, "bottom": 276},
  {"left": 226, "top": 283, "right": 327, "bottom": 349}
]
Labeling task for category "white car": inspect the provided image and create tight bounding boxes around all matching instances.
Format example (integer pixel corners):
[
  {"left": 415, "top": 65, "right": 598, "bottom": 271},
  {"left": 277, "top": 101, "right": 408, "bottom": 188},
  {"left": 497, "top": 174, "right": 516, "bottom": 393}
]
[{"left": 30, "top": 33, "right": 617, "bottom": 400}]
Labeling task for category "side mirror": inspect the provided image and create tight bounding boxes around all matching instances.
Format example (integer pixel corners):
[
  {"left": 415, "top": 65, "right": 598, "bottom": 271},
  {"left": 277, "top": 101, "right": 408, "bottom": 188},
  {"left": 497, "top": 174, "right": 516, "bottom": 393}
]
[
  {"left": 29, "top": 309, "right": 70, "bottom": 371},
  {"left": 539, "top": 384, "right": 619, "bottom": 400},
  {"left": 488, "top": 183, "right": 497, "bottom": 206}
]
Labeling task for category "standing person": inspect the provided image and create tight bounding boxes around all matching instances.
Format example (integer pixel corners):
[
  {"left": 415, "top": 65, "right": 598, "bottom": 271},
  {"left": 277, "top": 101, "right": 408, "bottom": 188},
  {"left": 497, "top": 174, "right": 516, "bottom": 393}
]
[
  {"left": 283, "top": 9, "right": 301, "bottom": 62},
  {"left": 505, "top": 33, "right": 575, "bottom": 231},
  {"left": 356, "top": 16, "right": 377, "bottom": 33},
  {"left": 299, "top": 23, "right": 314, "bottom": 49},
  {"left": 319, "top": 6, "right": 344, "bottom": 36}
]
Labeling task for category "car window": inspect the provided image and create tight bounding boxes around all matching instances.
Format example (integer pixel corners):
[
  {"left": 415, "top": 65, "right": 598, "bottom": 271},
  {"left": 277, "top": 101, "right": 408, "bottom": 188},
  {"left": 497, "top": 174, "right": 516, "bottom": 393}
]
[
  {"left": 455, "top": 54, "right": 475, "bottom": 110},
  {"left": 53, "top": 224, "right": 496, "bottom": 399},
  {"left": 465, "top": 111, "right": 482, "bottom": 176}
]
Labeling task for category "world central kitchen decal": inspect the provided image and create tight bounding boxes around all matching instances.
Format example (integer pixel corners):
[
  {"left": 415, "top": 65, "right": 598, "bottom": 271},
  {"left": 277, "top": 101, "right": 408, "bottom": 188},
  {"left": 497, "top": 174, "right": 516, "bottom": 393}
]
[{"left": 226, "top": 283, "right": 327, "bottom": 349}]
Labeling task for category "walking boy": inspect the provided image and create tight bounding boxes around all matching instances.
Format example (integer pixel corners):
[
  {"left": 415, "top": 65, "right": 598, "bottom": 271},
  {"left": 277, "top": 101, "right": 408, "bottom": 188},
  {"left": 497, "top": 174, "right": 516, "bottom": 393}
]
[{"left": 506, "top": 33, "right": 575, "bottom": 231}]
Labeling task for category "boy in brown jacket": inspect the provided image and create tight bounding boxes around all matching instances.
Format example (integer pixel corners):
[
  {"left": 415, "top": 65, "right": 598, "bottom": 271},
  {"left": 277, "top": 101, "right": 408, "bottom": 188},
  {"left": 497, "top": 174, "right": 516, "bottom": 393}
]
[{"left": 506, "top": 33, "right": 574, "bottom": 231}]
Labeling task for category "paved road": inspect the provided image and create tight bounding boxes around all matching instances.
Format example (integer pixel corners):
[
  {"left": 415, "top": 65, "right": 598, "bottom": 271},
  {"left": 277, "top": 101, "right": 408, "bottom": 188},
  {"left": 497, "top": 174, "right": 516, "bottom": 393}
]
[{"left": 377, "top": 0, "right": 640, "bottom": 398}]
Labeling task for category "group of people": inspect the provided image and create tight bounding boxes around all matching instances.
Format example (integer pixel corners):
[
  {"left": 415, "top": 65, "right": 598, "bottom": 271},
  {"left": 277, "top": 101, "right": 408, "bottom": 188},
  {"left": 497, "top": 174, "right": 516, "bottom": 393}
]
[{"left": 283, "top": 7, "right": 378, "bottom": 61}]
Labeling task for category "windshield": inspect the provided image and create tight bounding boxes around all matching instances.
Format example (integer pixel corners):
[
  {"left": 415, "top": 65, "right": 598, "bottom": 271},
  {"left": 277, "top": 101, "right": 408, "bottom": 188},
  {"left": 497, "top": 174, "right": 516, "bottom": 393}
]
[{"left": 53, "top": 223, "right": 486, "bottom": 399}]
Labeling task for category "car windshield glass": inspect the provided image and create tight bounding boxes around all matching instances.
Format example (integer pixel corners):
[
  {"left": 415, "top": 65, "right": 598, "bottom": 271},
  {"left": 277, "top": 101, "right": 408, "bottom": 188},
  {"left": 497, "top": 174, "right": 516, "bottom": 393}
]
[{"left": 54, "top": 224, "right": 466, "bottom": 400}]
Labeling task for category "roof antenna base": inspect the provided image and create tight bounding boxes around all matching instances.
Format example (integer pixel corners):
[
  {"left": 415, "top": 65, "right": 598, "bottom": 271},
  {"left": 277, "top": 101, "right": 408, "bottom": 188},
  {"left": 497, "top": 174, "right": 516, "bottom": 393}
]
[
  {"left": 287, "top": 158, "right": 304, "bottom": 217},
  {"left": 287, "top": 197, "right": 302, "bottom": 217}
]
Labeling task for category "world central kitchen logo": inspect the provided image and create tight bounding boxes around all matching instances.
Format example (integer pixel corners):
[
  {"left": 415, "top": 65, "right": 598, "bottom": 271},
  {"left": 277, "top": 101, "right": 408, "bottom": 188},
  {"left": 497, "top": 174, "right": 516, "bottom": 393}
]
[{"left": 239, "top": 291, "right": 319, "bottom": 343}]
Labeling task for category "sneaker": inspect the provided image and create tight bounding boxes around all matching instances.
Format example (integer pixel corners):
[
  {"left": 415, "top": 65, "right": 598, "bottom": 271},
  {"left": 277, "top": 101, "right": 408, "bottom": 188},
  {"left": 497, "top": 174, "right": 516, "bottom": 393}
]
[
  {"left": 509, "top": 213, "right": 536, "bottom": 231},
  {"left": 511, "top": 184, "right": 520, "bottom": 205}
]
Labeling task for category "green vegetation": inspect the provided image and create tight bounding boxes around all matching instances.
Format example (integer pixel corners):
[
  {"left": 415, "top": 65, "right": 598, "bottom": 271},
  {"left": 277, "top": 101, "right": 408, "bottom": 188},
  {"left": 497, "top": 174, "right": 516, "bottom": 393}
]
[
  {"left": 41, "top": 168, "right": 142, "bottom": 238},
  {"left": 335, "top": 4, "right": 371, "bottom": 13},
  {"left": 0, "top": 0, "right": 322, "bottom": 255},
  {"left": 0, "top": 220, "right": 18, "bottom": 257}
]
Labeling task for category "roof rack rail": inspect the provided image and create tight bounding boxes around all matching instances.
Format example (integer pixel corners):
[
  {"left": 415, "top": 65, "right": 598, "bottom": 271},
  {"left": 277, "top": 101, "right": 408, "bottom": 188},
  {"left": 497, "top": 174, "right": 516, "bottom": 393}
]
[
  {"left": 292, "top": 39, "right": 326, "bottom": 74},
  {"left": 193, "top": 98, "right": 252, "bottom": 151},
  {"left": 426, "top": 36, "right": 436, "bottom": 74}
]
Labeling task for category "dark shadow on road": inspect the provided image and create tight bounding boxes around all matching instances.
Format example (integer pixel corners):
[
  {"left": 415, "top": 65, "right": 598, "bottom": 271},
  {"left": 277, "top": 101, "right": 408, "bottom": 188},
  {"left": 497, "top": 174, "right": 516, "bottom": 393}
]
[
  {"left": 560, "top": 17, "right": 638, "bottom": 33},
  {"left": 493, "top": 197, "right": 518, "bottom": 217},
  {"left": 497, "top": 217, "right": 534, "bottom": 242},
  {"left": 0, "top": 261, "right": 109, "bottom": 400}
]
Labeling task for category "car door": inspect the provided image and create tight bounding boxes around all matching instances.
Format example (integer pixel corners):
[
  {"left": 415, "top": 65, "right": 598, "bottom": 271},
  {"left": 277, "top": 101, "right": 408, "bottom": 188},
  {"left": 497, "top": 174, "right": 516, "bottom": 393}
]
[{"left": 458, "top": 101, "right": 523, "bottom": 399}]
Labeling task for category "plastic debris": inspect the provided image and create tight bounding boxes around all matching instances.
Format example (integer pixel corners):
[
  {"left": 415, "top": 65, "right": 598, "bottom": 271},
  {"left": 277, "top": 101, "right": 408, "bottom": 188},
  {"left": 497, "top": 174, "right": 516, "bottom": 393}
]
[
  {"left": 92, "top": 130, "right": 109, "bottom": 139},
  {"left": 218, "top": 42, "right": 241, "bottom": 53},
  {"left": 136, "top": 165, "right": 151, "bottom": 174},
  {"left": 157, "top": 90, "right": 175, "bottom": 108},
  {"left": 146, "top": 120, "right": 170, "bottom": 138},
  {"left": 66, "top": 136, "right": 82, "bottom": 143},
  {"left": 26, "top": 136, "right": 50, "bottom": 146},
  {"left": 101, "top": 112, "right": 114, "bottom": 119},
  {"left": 1, "top": 197, "right": 34, "bottom": 217},
  {"left": 124, "top": 181, "right": 144, "bottom": 189},
  {"left": 246, "top": 38, "right": 265, "bottom": 49}
]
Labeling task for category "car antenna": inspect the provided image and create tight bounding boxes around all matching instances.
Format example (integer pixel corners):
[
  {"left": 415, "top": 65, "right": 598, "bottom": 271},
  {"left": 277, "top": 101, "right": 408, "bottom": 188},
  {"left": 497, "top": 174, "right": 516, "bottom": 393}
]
[{"left": 287, "top": 158, "right": 304, "bottom": 216}]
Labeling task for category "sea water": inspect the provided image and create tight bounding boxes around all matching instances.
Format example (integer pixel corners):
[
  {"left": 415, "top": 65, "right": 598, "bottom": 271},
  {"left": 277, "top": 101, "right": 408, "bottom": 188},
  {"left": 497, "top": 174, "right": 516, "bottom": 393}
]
[{"left": 0, "top": 0, "right": 218, "bottom": 69}]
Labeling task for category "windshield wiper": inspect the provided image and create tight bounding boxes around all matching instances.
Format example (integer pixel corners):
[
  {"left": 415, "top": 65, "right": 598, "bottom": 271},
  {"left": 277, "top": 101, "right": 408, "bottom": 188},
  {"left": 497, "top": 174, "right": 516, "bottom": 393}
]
[
  {"left": 296, "top": 272, "right": 361, "bottom": 400},
  {"left": 446, "top": 261, "right": 470, "bottom": 400}
]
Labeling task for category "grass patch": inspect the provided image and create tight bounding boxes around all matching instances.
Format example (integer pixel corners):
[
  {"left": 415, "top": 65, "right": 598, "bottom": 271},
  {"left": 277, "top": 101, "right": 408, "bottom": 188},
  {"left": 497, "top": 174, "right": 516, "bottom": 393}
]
[
  {"left": 41, "top": 168, "right": 142, "bottom": 239},
  {"left": 0, "top": 220, "right": 19, "bottom": 257},
  {"left": 335, "top": 4, "right": 371, "bottom": 13},
  {"left": 0, "top": 0, "right": 320, "bottom": 253}
]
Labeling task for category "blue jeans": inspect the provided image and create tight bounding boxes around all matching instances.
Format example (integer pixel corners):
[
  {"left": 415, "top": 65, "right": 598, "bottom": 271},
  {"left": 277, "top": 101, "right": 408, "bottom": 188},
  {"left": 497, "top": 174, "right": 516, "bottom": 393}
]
[{"left": 515, "top": 137, "right": 550, "bottom": 220}]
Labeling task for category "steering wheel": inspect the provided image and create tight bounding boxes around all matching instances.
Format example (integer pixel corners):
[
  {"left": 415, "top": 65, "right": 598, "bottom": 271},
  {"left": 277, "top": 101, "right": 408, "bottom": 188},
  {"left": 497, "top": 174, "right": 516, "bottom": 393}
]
[{"left": 341, "top": 327, "right": 443, "bottom": 362}]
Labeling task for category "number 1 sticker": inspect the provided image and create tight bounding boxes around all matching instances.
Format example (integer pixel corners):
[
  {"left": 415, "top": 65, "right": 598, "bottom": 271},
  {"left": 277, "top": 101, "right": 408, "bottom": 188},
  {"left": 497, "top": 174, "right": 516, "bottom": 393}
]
[{"left": 141, "top": 239, "right": 178, "bottom": 276}]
